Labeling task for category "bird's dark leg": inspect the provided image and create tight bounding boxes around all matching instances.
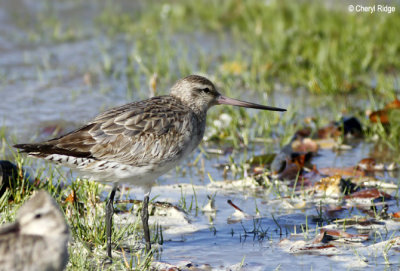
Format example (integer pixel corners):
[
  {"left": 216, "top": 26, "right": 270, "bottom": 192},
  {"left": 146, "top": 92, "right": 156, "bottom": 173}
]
[
  {"left": 106, "top": 184, "right": 118, "bottom": 260},
  {"left": 141, "top": 192, "right": 151, "bottom": 252}
]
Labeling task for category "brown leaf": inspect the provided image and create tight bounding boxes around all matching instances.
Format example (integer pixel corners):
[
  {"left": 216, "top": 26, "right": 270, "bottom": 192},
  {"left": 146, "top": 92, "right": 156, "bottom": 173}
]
[
  {"left": 275, "top": 162, "right": 302, "bottom": 180},
  {"left": 392, "top": 211, "right": 400, "bottom": 219},
  {"left": 317, "top": 124, "right": 341, "bottom": 139},
  {"left": 299, "top": 244, "right": 336, "bottom": 251},
  {"left": 319, "top": 167, "right": 365, "bottom": 177},
  {"left": 325, "top": 206, "right": 346, "bottom": 218},
  {"left": 357, "top": 158, "right": 376, "bottom": 171},
  {"left": 369, "top": 109, "right": 389, "bottom": 124},
  {"left": 320, "top": 229, "right": 368, "bottom": 240},
  {"left": 357, "top": 158, "right": 385, "bottom": 171},
  {"left": 369, "top": 99, "right": 400, "bottom": 124},
  {"left": 291, "top": 138, "right": 319, "bottom": 153},
  {"left": 295, "top": 127, "right": 312, "bottom": 137},
  {"left": 384, "top": 99, "right": 400, "bottom": 109},
  {"left": 344, "top": 188, "right": 392, "bottom": 200},
  {"left": 65, "top": 191, "right": 76, "bottom": 204}
]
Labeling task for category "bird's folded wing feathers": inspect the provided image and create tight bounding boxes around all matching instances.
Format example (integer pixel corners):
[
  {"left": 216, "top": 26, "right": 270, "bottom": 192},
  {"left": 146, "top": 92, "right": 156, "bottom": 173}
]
[{"left": 15, "top": 96, "right": 195, "bottom": 166}]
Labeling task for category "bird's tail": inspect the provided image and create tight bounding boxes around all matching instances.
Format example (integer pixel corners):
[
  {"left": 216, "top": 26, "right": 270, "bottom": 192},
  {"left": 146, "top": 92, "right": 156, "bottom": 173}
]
[
  {"left": 14, "top": 142, "right": 93, "bottom": 159},
  {"left": 14, "top": 143, "right": 50, "bottom": 157}
]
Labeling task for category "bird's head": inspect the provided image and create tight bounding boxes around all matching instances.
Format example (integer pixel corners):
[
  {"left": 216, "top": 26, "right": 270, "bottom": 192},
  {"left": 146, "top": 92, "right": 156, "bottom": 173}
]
[
  {"left": 17, "top": 191, "right": 69, "bottom": 237},
  {"left": 170, "top": 75, "right": 220, "bottom": 113},
  {"left": 170, "top": 74, "right": 286, "bottom": 114}
]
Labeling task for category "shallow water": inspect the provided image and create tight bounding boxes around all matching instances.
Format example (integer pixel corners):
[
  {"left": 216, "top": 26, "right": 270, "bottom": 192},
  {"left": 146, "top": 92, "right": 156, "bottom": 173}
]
[
  {"left": 145, "top": 141, "right": 399, "bottom": 270},
  {"left": 1, "top": 1, "right": 400, "bottom": 270}
]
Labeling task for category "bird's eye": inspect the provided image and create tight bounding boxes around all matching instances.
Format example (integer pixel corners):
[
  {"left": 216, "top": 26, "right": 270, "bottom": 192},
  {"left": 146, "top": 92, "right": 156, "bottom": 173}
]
[
  {"left": 34, "top": 213, "right": 42, "bottom": 219},
  {"left": 202, "top": 88, "right": 211, "bottom": 93}
]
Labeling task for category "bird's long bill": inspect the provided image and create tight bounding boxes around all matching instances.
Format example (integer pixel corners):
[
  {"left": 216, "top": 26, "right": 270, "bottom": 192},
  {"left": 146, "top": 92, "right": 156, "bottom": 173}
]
[{"left": 217, "top": 95, "right": 286, "bottom": 112}]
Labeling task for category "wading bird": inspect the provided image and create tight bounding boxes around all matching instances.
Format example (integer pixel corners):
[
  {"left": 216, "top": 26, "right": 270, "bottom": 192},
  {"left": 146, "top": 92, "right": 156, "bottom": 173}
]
[
  {"left": 14, "top": 75, "right": 285, "bottom": 259},
  {"left": 0, "top": 190, "right": 69, "bottom": 271}
]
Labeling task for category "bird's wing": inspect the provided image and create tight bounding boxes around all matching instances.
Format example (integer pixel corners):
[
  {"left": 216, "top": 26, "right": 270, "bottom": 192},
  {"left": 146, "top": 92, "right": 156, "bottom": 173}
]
[
  {"left": 88, "top": 96, "right": 197, "bottom": 165},
  {"left": 15, "top": 96, "right": 198, "bottom": 166}
]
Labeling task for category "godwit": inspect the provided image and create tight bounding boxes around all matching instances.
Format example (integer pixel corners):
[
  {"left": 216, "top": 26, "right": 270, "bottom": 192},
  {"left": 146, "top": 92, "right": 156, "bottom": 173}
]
[
  {"left": 14, "top": 75, "right": 285, "bottom": 258},
  {"left": 0, "top": 190, "right": 69, "bottom": 271}
]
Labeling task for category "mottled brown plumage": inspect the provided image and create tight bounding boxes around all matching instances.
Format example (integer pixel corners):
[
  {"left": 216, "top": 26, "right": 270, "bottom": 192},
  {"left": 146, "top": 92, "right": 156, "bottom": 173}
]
[
  {"left": 14, "top": 74, "right": 285, "bottom": 256},
  {"left": 17, "top": 96, "right": 203, "bottom": 166},
  {"left": 0, "top": 191, "right": 69, "bottom": 271},
  {"left": 14, "top": 77, "right": 221, "bottom": 189}
]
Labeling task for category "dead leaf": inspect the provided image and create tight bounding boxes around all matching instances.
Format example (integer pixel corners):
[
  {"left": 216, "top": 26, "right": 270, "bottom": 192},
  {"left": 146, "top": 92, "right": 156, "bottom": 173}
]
[
  {"left": 291, "top": 138, "right": 319, "bottom": 153},
  {"left": 65, "top": 191, "right": 76, "bottom": 204},
  {"left": 392, "top": 211, "right": 400, "bottom": 218},
  {"left": 344, "top": 188, "right": 392, "bottom": 200},
  {"left": 384, "top": 99, "right": 400, "bottom": 110},
  {"left": 319, "top": 167, "right": 365, "bottom": 177},
  {"left": 319, "top": 229, "right": 369, "bottom": 241},
  {"left": 317, "top": 124, "right": 341, "bottom": 139},
  {"left": 357, "top": 158, "right": 384, "bottom": 171},
  {"left": 369, "top": 99, "right": 400, "bottom": 124}
]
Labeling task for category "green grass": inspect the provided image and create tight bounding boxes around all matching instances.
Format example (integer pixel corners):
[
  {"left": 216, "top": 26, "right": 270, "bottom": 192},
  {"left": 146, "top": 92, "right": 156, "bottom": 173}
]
[
  {"left": 97, "top": 0, "right": 400, "bottom": 94},
  {"left": 0, "top": 147, "right": 152, "bottom": 270},
  {"left": 10, "top": 0, "right": 400, "bottom": 150},
  {"left": 94, "top": 0, "right": 400, "bottom": 151}
]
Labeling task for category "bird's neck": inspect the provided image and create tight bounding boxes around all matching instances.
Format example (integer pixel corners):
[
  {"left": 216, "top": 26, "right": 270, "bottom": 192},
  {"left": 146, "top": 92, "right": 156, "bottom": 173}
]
[{"left": 172, "top": 95, "right": 208, "bottom": 119}]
